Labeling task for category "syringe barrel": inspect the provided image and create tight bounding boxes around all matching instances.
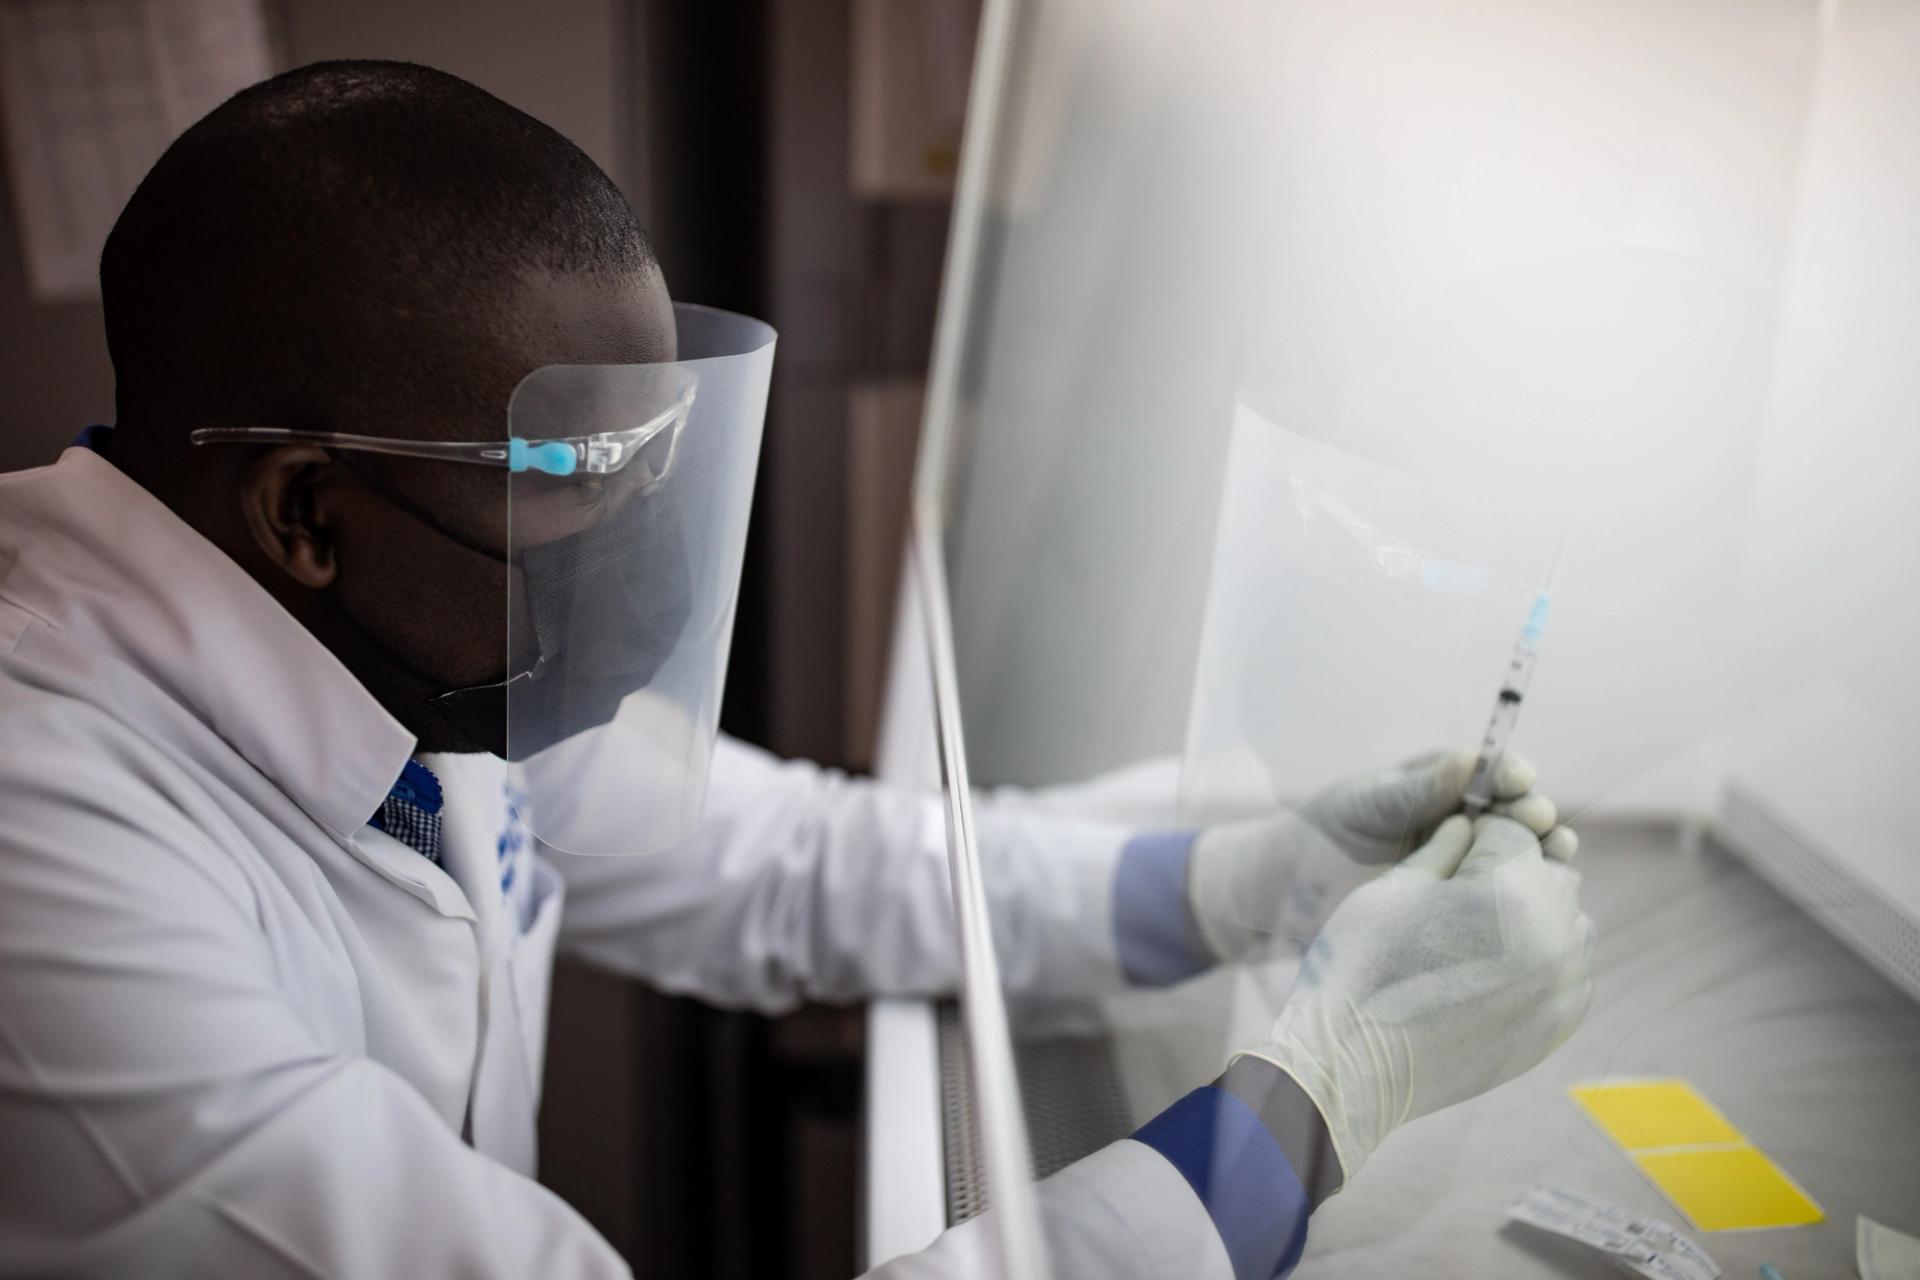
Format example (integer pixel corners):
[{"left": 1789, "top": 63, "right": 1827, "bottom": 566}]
[{"left": 1461, "top": 642, "right": 1538, "bottom": 814}]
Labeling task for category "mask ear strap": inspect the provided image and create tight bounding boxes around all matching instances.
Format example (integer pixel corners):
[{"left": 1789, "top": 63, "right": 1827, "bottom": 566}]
[{"left": 330, "top": 452, "right": 514, "bottom": 564}]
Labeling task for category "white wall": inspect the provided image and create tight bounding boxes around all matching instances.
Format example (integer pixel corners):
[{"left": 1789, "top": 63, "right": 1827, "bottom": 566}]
[
  {"left": 1722, "top": 0, "right": 1920, "bottom": 906},
  {"left": 940, "top": 0, "right": 1822, "bottom": 812}
]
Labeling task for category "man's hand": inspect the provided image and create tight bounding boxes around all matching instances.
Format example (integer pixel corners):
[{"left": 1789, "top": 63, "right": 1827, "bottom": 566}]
[
  {"left": 1186, "top": 749, "right": 1577, "bottom": 958},
  {"left": 1233, "top": 814, "right": 1596, "bottom": 1185}
]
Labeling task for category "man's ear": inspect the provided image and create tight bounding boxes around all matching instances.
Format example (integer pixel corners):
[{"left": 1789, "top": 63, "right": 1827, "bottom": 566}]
[{"left": 240, "top": 445, "right": 339, "bottom": 589}]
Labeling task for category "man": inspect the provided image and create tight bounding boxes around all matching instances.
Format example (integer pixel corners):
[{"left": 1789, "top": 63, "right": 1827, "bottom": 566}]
[{"left": 0, "top": 62, "right": 1592, "bottom": 1278}]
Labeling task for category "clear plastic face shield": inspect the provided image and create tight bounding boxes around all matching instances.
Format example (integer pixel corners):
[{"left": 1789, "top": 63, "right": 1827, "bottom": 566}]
[
  {"left": 489, "top": 304, "right": 775, "bottom": 856},
  {"left": 192, "top": 303, "right": 775, "bottom": 856}
]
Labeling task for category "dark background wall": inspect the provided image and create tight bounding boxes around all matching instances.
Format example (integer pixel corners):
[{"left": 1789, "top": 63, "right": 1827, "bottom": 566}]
[
  {"left": 0, "top": 150, "right": 115, "bottom": 458},
  {"left": 0, "top": 0, "right": 634, "bottom": 473}
]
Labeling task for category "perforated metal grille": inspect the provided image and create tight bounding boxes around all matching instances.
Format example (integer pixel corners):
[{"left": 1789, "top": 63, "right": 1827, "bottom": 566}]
[
  {"left": 936, "top": 1002, "right": 990, "bottom": 1224},
  {"left": 936, "top": 1001, "right": 1139, "bottom": 1225},
  {"left": 1718, "top": 782, "right": 1920, "bottom": 1004}
]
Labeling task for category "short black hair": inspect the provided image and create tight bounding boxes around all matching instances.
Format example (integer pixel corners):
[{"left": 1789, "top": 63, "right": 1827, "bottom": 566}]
[{"left": 102, "top": 59, "right": 653, "bottom": 489}]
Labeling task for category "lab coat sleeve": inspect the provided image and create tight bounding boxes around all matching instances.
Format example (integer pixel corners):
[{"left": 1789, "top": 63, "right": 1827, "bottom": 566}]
[
  {"left": 864, "top": 1140, "right": 1238, "bottom": 1280},
  {"left": 869, "top": 1065, "right": 1329, "bottom": 1280},
  {"left": 549, "top": 734, "right": 1138, "bottom": 1013},
  {"left": 0, "top": 724, "right": 630, "bottom": 1278}
]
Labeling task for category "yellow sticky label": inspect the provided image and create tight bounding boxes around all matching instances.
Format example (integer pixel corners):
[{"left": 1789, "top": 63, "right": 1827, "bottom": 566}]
[
  {"left": 1570, "top": 1080, "right": 1743, "bottom": 1149},
  {"left": 1569, "top": 1078, "right": 1825, "bottom": 1233},
  {"left": 1631, "top": 1147, "right": 1826, "bottom": 1232}
]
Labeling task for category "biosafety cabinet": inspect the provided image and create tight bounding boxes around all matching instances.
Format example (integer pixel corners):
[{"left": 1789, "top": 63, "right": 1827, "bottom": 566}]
[{"left": 861, "top": 1, "right": 1920, "bottom": 1277}]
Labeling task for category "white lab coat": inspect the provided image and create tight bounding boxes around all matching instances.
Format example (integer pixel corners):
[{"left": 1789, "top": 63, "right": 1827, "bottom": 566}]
[{"left": 0, "top": 448, "right": 1235, "bottom": 1279}]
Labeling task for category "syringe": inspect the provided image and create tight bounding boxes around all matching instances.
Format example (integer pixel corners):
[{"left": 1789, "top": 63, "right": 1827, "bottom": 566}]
[{"left": 1461, "top": 534, "right": 1569, "bottom": 817}]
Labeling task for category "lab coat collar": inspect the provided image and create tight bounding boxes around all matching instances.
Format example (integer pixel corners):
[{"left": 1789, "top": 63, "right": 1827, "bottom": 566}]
[{"left": 0, "top": 446, "right": 416, "bottom": 840}]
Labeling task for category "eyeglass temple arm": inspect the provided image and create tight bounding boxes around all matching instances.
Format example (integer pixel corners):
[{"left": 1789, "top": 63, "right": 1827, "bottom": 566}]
[
  {"left": 189, "top": 427, "right": 604, "bottom": 476},
  {"left": 190, "top": 398, "right": 689, "bottom": 476},
  {"left": 189, "top": 428, "right": 516, "bottom": 467}
]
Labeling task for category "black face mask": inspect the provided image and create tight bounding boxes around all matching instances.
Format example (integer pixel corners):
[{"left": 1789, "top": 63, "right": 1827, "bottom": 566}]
[{"left": 343, "top": 463, "right": 694, "bottom": 759}]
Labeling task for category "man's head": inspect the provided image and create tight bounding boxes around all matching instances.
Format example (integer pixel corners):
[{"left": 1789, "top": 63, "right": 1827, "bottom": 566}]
[{"left": 101, "top": 60, "right": 676, "bottom": 751}]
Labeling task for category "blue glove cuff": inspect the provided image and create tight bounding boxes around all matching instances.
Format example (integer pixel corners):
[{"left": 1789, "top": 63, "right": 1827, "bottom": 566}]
[{"left": 1112, "top": 830, "right": 1211, "bottom": 985}]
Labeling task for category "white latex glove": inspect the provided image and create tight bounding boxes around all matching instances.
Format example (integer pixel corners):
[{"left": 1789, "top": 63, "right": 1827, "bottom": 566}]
[
  {"left": 1187, "top": 749, "right": 1578, "bottom": 959},
  {"left": 1235, "top": 814, "right": 1595, "bottom": 1185}
]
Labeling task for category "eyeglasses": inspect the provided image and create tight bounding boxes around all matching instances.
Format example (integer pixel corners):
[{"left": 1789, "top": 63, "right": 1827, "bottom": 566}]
[{"left": 189, "top": 381, "right": 695, "bottom": 486}]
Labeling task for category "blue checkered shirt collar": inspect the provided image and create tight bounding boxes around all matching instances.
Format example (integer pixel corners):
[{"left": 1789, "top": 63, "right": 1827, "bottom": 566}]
[{"left": 370, "top": 759, "right": 445, "bottom": 864}]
